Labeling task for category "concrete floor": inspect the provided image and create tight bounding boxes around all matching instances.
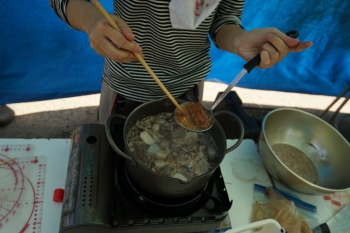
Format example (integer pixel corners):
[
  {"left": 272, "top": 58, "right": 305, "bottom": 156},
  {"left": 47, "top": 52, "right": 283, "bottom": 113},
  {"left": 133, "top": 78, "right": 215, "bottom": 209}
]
[{"left": 1, "top": 81, "right": 350, "bottom": 139}]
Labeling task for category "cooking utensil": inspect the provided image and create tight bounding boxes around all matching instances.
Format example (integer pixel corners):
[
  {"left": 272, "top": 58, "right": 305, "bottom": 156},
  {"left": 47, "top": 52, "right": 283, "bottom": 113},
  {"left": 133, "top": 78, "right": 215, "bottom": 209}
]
[
  {"left": 313, "top": 203, "right": 350, "bottom": 233},
  {"left": 105, "top": 98, "right": 244, "bottom": 198},
  {"left": 259, "top": 108, "right": 350, "bottom": 195},
  {"left": 175, "top": 30, "right": 299, "bottom": 132},
  {"left": 92, "top": 0, "right": 185, "bottom": 114},
  {"left": 319, "top": 84, "right": 350, "bottom": 124},
  {"left": 224, "top": 219, "right": 285, "bottom": 233},
  {"left": 319, "top": 84, "right": 350, "bottom": 143}
]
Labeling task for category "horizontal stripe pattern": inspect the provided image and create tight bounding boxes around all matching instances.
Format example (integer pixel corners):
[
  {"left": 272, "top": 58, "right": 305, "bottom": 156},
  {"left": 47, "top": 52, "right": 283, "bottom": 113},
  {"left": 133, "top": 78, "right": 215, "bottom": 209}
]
[
  {"left": 49, "top": 0, "right": 70, "bottom": 25},
  {"left": 49, "top": 0, "right": 244, "bottom": 102}
]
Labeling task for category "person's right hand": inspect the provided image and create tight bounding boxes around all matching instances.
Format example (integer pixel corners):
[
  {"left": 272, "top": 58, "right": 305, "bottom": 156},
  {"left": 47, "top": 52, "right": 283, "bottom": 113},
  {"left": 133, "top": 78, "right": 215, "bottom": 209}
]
[{"left": 87, "top": 14, "right": 144, "bottom": 63}]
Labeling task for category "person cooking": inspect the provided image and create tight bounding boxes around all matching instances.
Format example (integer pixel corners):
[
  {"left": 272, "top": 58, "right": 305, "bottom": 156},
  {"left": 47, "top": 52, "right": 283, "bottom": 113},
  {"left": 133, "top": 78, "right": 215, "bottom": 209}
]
[{"left": 49, "top": 0, "right": 312, "bottom": 124}]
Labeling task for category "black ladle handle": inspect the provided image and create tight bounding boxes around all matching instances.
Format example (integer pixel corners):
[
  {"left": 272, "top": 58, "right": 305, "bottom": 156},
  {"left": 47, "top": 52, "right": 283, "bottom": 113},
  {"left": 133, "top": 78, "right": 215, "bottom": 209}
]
[{"left": 243, "top": 30, "right": 299, "bottom": 73}]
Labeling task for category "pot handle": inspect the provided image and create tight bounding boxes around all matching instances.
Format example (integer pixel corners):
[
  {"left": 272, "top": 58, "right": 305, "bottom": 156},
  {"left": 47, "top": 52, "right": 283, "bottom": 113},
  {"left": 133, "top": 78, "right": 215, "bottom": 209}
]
[
  {"left": 105, "top": 114, "right": 135, "bottom": 163},
  {"left": 213, "top": 111, "right": 244, "bottom": 154}
]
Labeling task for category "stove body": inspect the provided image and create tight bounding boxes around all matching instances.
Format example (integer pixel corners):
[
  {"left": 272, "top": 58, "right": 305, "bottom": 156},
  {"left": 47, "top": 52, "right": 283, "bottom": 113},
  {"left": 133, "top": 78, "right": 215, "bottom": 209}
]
[
  {"left": 59, "top": 123, "right": 232, "bottom": 233},
  {"left": 59, "top": 124, "right": 114, "bottom": 233}
]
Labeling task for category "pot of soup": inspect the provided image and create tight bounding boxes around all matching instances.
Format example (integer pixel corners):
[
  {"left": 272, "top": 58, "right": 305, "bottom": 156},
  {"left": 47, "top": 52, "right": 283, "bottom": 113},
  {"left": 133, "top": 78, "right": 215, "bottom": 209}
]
[{"left": 105, "top": 98, "right": 244, "bottom": 198}]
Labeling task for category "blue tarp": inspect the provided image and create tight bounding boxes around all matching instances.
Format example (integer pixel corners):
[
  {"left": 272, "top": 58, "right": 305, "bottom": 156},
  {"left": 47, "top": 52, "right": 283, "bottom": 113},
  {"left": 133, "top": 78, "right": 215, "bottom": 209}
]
[
  {"left": 1, "top": 0, "right": 349, "bottom": 105},
  {"left": 208, "top": 1, "right": 350, "bottom": 96}
]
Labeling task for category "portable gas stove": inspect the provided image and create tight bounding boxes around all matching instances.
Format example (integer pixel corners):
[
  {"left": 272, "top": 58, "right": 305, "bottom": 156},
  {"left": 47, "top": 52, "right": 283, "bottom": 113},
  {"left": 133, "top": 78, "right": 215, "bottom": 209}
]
[{"left": 59, "top": 123, "right": 232, "bottom": 233}]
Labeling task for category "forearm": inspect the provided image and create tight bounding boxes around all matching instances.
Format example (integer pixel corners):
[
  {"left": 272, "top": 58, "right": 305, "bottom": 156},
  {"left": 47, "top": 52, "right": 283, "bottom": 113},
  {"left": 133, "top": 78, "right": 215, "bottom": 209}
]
[
  {"left": 66, "top": 0, "right": 104, "bottom": 33},
  {"left": 215, "top": 24, "right": 247, "bottom": 55}
]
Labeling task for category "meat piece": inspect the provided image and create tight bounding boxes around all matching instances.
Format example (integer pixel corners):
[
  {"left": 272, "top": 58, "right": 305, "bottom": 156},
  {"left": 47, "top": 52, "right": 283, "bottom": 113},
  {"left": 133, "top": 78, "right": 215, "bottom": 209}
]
[
  {"left": 173, "top": 131, "right": 198, "bottom": 153},
  {"left": 158, "top": 165, "right": 176, "bottom": 177},
  {"left": 193, "top": 159, "right": 210, "bottom": 175},
  {"left": 128, "top": 141, "right": 153, "bottom": 168},
  {"left": 136, "top": 117, "right": 154, "bottom": 130},
  {"left": 171, "top": 126, "right": 187, "bottom": 139}
]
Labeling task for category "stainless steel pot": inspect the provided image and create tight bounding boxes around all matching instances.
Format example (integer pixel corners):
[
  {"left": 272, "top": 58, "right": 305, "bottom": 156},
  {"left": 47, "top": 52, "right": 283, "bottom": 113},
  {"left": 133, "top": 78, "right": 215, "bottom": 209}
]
[
  {"left": 259, "top": 108, "right": 350, "bottom": 195},
  {"left": 106, "top": 98, "right": 244, "bottom": 198}
]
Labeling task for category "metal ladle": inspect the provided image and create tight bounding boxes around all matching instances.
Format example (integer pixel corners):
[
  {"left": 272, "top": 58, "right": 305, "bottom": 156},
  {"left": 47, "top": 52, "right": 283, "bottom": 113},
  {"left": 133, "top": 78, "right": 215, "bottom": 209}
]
[{"left": 175, "top": 30, "right": 299, "bottom": 132}]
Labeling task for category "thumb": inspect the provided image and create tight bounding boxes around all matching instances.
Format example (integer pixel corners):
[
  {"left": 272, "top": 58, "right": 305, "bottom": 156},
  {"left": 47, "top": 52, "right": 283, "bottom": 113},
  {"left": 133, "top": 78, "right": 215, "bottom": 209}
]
[
  {"left": 268, "top": 29, "right": 300, "bottom": 47},
  {"left": 283, "top": 36, "right": 300, "bottom": 47}
]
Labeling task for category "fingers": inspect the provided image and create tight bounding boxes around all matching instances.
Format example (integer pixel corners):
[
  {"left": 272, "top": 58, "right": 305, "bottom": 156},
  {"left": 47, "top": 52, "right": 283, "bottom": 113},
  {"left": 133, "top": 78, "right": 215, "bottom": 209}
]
[
  {"left": 114, "top": 16, "right": 136, "bottom": 42},
  {"left": 95, "top": 36, "right": 140, "bottom": 62},
  {"left": 267, "top": 28, "right": 313, "bottom": 52},
  {"left": 259, "top": 49, "right": 270, "bottom": 69},
  {"left": 266, "top": 33, "right": 290, "bottom": 60},
  {"left": 111, "top": 15, "right": 143, "bottom": 54},
  {"left": 241, "top": 28, "right": 313, "bottom": 68},
  {"left": 105, "top": 26, "right": 143, "bottom": 54},
  {"left": 259, "top": 33, "right": 289, "bottom": 68},
  {"left": 270, "top": 29, "right": 300, "bottom": 47},
  {"left": 259, "top": 32, "right": 312, "bottom": 68},
  {"left": 89, "top": 14, "right": 144, "bottom": 63},
  {"left": 289, "top": 41, "right": 313, "bottom": 52},
  {"left": 90, "top": 25, "right": 140, "bottom": 62}
]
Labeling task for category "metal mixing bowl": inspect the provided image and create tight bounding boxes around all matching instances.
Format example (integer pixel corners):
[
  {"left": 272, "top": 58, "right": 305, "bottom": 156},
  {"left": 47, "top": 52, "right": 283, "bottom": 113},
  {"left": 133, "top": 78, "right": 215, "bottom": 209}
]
[{"left": 259, "top": 108, "right": 350, "bottom": 195}]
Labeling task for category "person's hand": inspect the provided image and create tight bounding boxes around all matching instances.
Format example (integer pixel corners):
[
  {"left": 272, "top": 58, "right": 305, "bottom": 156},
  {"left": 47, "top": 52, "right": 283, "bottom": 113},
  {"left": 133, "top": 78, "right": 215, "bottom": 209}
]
[
  {"left": 235, "top": 27, "right": 313, "bottom": 69},
  {"left": 86, "top": 14, "right": 144, "bottom": 63}
]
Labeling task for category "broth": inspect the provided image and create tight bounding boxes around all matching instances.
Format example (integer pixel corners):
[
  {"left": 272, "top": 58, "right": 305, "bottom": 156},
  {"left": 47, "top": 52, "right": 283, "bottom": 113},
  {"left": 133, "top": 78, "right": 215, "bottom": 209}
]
[
  {"left": 271, "top": 143, "right": 318, "bottom": 184},
  {"left": 126, "top": 112, "right": 219, "bottom": 182}
]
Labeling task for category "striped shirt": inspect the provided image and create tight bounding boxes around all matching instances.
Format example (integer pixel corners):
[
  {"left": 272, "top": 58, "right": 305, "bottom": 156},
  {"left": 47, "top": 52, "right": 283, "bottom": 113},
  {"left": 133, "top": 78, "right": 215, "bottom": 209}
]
[{"left": 49, "top": 0, "right": 244, "bottom": 102}]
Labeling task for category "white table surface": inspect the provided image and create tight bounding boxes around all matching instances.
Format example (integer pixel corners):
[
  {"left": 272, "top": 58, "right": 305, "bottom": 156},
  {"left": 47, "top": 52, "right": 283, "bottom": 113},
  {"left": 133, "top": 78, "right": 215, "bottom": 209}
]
[
  {"left": 0, "top": 139, "right": 71, "bottom": 233},
  {"left": 222, "top": 139, "right": 333, "bottom": 230},
  {"left": 0, "top": 138, "right": 336, "bottom": 233}
]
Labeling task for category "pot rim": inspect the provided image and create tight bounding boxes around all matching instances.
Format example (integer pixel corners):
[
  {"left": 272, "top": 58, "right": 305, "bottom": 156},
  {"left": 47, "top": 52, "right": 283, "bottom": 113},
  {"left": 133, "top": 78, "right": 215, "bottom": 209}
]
[{"left": 261, "top": 107, "right": 350, "bottom": 193}]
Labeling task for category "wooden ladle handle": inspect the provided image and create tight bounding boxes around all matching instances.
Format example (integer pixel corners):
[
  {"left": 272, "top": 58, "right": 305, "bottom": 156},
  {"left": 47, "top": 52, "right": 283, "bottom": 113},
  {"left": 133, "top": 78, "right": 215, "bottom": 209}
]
[{"left": 92, "top": 0, "right": 185, "bottom": 114}]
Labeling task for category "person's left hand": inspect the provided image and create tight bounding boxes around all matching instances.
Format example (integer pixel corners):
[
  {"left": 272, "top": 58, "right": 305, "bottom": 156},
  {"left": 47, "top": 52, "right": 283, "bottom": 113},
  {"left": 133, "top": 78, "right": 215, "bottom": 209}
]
[{"left": 235, "top": 27, "right": 313, "bottom": 69}]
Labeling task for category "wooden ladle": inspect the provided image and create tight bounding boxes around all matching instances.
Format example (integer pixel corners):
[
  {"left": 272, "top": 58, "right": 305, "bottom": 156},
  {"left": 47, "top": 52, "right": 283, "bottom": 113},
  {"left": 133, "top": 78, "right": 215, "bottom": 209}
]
[{"left": 92, "top": 0, "right": 185, "bottom": 114}]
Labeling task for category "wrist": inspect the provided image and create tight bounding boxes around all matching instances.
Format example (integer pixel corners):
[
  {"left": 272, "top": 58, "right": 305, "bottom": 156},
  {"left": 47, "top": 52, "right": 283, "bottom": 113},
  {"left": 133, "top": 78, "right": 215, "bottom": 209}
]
[
  {"left": 82, "top": 12, "right": 105, "bottom": 35},
  {"left": 216, "top": 24, "right": 247, "bottom": 54},
  {"left": 66, "top": 0, "right": 103, "bottom": 33}
]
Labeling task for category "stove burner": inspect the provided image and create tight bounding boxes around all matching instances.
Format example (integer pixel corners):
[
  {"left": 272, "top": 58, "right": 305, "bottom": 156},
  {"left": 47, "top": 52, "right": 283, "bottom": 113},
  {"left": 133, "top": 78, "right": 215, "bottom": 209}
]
[
  {"left": 123, "top": 163, "right": 211, "bottom": 208},
  {"left": 117, "top": 159, "right": 218, "bottom": 216}
]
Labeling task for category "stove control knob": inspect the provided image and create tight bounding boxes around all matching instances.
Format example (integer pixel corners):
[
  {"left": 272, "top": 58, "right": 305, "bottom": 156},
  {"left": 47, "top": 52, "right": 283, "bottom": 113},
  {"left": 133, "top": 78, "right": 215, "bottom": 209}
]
[{"left": 53, "top": 188, "right": 65, "bottom": 202}]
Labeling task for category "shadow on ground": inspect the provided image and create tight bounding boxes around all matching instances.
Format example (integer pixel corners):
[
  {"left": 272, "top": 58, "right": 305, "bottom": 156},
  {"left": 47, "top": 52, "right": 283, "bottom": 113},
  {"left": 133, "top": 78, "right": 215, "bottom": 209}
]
[{"left": 1, "top": 107, "right": 98, "bottom": 138}]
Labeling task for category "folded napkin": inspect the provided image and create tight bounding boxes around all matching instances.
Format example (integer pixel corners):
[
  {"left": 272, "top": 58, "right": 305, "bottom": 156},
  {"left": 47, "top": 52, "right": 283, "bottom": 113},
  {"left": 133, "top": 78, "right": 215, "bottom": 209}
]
[{"left": 169, "top": 0, "right": 221, "bottom": 30}]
